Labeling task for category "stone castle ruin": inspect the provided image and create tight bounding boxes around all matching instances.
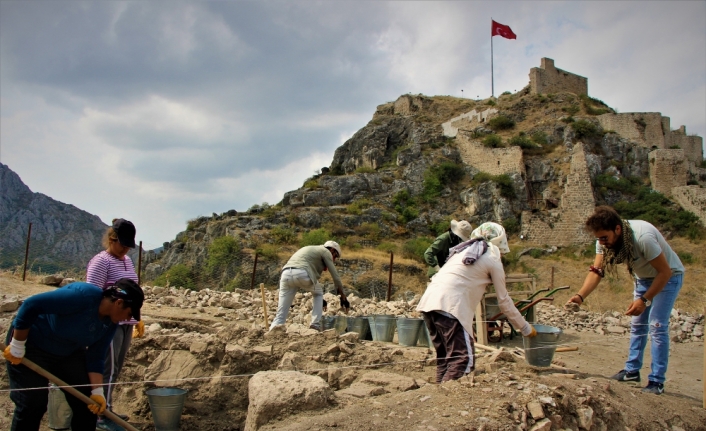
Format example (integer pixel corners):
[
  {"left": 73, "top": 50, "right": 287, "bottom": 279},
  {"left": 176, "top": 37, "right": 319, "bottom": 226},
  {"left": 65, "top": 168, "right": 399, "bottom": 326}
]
[
  {"left": 441, "top": 58, "right": 705, "bottom": 245},
  {"left": 529, "top": 58, "right": 588, "bottom": 96}
]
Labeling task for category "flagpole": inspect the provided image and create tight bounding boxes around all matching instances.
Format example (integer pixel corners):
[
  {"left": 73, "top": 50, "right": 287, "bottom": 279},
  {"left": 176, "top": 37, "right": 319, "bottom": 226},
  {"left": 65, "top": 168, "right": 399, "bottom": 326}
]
[{"left": 491, "top": 19, "right": 494, "bottom": 98}]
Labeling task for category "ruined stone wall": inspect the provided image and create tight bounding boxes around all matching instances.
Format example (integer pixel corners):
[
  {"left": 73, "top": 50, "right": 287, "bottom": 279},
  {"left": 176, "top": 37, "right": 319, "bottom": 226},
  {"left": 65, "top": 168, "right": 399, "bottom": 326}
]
[
  {"left": 529, "top": 58, "right": 588, "bottom": 96},
  {"left": 392, "top": 95, "right": 433, "bottom": 116},
  {"left": 671, "top": 185, "right": 706, "bottom": 226},
  {"left": 456, "top": 132, "right": 524, "bottom": 176},
  {"left": 521, "top": 144, "right": 595, "bottom": 245},
  {"left": 649, "top": 149, "right": 687, "bottom": 197},
  {"left": 442, "top": 108, "right": 499, "bottom": 137},
  {"left": 670, "top": 133, "right": 703, "bottom": 165},
  {"left": 597, "top": 113, "right": 666, "bottom": 149}
]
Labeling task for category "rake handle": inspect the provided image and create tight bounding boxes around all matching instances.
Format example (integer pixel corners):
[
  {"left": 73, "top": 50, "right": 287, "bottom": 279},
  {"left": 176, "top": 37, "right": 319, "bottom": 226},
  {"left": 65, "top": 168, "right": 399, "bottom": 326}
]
[{"left": 1, "top": 342, "right": 139, "bottom": 431}]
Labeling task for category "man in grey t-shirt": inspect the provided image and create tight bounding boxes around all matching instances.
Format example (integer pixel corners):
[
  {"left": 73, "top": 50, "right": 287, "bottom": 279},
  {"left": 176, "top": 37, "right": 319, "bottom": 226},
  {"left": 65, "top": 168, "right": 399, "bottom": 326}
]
[
  {"left": 566, "top": 206, "right": 684, "bottom": 395},
  {"left": 269, "top": 241, "right": 347, "bottom": 331}
]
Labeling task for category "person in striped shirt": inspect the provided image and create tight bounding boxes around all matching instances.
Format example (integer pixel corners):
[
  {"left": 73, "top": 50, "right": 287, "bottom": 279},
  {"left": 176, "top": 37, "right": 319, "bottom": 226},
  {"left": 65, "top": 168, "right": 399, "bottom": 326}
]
[{"left": 87, "top": 219, "right": 144, "bottom": 431}]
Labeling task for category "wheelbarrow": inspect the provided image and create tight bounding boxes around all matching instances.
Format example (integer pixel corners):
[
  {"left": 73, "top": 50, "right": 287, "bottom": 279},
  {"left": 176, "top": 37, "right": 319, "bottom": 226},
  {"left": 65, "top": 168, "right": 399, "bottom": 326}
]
[
  {"left": 486, "top": 297, "right": 554, "bottom": 343},
  {"left": 486, "top": 286, "right": 570, "bottom": 342}
]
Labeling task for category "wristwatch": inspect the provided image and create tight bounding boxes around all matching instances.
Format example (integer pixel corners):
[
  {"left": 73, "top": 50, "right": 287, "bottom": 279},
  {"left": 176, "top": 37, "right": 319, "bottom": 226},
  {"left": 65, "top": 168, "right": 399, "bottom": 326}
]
[{"left": 639, "top": 296, "right": 652, "bottom": 307}]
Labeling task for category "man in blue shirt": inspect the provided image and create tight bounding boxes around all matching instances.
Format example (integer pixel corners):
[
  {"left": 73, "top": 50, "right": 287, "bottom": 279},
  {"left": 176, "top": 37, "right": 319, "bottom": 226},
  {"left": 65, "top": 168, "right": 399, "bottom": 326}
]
[{"left": 4, "top": 279, "right": 144, "bottom": 431}]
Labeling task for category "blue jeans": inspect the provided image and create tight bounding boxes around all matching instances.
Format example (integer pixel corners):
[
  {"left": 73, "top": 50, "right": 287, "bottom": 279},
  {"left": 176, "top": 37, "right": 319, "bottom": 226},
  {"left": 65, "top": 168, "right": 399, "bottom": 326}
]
[
  {"left": 625, "top": 273, "right": 682, "bottom": 384},
  {"left": 270, "top": 268, "right": 323, "bottom": 329}
]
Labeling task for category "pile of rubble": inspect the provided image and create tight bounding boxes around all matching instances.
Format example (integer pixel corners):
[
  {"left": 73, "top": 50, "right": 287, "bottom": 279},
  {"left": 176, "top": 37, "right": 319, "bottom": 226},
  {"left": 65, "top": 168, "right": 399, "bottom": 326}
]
[
  {"left": 140, "top": 285, "right": 704, "bottom": 343},
  {"left": 536, "top": 303, "right": 705, "bottom": 343}
]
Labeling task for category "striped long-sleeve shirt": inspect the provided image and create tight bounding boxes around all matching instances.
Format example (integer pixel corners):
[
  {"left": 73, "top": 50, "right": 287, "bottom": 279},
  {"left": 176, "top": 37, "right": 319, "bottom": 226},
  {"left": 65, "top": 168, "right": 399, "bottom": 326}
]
[{"left": 86, "top": 251, "right": 139, "bottom": 325}]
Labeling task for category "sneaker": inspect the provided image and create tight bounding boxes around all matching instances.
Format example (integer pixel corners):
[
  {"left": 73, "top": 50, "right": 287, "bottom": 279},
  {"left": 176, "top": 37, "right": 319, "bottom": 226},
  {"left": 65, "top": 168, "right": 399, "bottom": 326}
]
[
  {"left": 641, "top": 381, "right": 664, "bottom": 395},
  {"left": 96, "top": 417, "right": 125, "bottom": 431},
  {"left": 610, "top": 369, "right": 640, "bottom": 382},
  {"left": 309, "top": 324, "right": 321, "bottom": 331}
]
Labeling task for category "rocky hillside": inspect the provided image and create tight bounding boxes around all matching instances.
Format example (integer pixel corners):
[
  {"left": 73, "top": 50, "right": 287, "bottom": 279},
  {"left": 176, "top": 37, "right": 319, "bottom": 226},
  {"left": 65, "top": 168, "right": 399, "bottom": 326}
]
[
  {"left": 145, "top": 89, "right": 705, "bottom": 292},
  {"left": 0, "top": 163, "right": 108, "bottom": 271}
]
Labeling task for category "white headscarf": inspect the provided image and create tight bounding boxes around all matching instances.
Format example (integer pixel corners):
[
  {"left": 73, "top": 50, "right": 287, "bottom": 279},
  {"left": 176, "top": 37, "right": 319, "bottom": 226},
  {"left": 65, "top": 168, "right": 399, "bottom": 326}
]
[{"left": 471, "top": 222, "right": 510, "bottom": 254}]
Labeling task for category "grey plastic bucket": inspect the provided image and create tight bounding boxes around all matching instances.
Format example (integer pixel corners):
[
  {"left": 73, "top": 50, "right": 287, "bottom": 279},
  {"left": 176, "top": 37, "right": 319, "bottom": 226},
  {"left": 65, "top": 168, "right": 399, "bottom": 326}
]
[
  {"left": 145, "top": 387, "right": 188, "bottom": 431},
  {"left": 523, "top": 324, "right": 562, "bottom": 367},
  {"left": 367, "top": 315, "right": 396, "bottom": 342},
  {"left": 396, "top": 318, "right": 423, "bottom": 346},
  {"left": 322, "top": 315, "right": 347, "bottom": 334},
  {"left": 416, "top": 322, "right": 433, "bottom": 348},
  {"left": 347, "top": 316, "right": 371, "bottom": 340}
]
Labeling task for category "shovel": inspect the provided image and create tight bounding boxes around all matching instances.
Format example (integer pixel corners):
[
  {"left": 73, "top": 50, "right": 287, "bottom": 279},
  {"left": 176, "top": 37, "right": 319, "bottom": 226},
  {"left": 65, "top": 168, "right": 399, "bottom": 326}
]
[{"left": 1, "top": 342, "right": 139, "bottom": 431}]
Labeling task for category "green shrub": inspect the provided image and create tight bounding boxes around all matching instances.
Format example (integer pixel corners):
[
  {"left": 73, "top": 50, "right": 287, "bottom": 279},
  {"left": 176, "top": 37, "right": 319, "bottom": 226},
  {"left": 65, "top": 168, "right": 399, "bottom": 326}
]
[
  {"left": 508, "top": 134, "right": 537, "bottom": 150},
  {"left": 595, "top": 174, "right": 643, "bottom": 196},
  {"left": 561, "top": 116, "right": 575, "bottom": 124},
  {"left": 501, "top": 91, "right": 511, "bottom": 95},
  {"left": 402, "top": 237, "right": 433, "bottom": 263},
  {"left": 421, "top": 162, "right": 465, "bottom": 202},
  {"left": 530, "top": 131, "right": 549, "bottom": 146},
  {"left": 401, "top": 207, "right": 419, "bottom": 223},
  {"left": 472, "top": 172, "right": 515, "bottom": 199},
  {"left": 154, "top": 264, "right": 196, "bottom": 290},
  {"left": 430, "top": 220, "right": 450, "bottom": 236},
  {"left": 700, "top": 159, "right": 706, "bottom": 168},
  {"left": 303, "top": 178, "right": 319, "bottom": 188},
  {"left": 271, "top": 226, "right": 297, "bottom": 244},
  {"left": 348, "top": 198, "right": 372, "bottom": 215},
  {"left": 562, "top": 105, "right": 580, "bottom": 116},
  {"left": 392, "top": 189, "right": 413, "bottom": 207},
  {"left": 571, "top": 119, "right": 602, "bottom": 139},
  {"left": 300, "top": 228, "right": 332, "bottom": 247},
  {"left": 256, "top": 244, "right": 280, "bottom": 260},
  {"left": 376, "top": 242, "right": 397, "bottom": 253},
  {"left": 613, "top": 188, "right": 705, "bottom": 239},
  {"left": 677, "top": 251, "right": 696, "bottom": 264},
  {"left": 483, "top": 134, "right": 503, "bottom": 148},
  {"left": 357, "top": 222, "right": 381, "bottom": 240},
  {"left": 355, "top": 166, "right": 375, "bottom": 174},
  {"left": 529, "top": 249, "right": 544, "bottom": 259},
  {"left": 502, "top": 218, "right": 519, "bottom": 235},
  {"left": 206, "top": 236, "right": 240, "bottom": 275},
  {"left": 186, "top": 218, "right": 198, "bottom": 231},
  {"left": 488, "top": 115, "right": 515, "bottom": 131},
  {"left": 485, "top": 99, "right": 496, "bottom": 106}
]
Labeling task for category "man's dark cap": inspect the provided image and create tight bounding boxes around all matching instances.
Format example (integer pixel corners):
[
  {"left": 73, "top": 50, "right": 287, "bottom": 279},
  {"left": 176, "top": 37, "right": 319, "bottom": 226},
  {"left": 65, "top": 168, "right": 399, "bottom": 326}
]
[
  {"left": 110, "top": 278, "right": 144, "bottom": 321},
  {"left": 113, "top": 219, "right": 136, "bottom": 248}
]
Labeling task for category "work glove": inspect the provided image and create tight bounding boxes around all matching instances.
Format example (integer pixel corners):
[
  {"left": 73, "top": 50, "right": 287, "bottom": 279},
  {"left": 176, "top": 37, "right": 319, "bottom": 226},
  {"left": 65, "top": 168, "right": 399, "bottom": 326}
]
[
  {"left": 322, "top": 299, "right": 328, "bottom": 312},
  {"left": 525, "top": 325, "right": 538, "bottom": 338},
  {"left": 3, "top": 338, "right": 26, "bottom": 365},
  {"left": 88, "top": 388, "right": 107, "bottom": 415},
  {"left": 133, "top": 320, "right": 145, "bottom": 338},
  {"left": 340, "top": 296, "right": 350, "bottom": 313}
]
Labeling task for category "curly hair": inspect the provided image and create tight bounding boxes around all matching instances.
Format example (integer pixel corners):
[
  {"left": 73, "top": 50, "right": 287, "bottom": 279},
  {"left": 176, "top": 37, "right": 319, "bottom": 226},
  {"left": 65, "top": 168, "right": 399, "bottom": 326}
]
[{"left": 585, "top": 206, "right": 622, "bottom": 233}]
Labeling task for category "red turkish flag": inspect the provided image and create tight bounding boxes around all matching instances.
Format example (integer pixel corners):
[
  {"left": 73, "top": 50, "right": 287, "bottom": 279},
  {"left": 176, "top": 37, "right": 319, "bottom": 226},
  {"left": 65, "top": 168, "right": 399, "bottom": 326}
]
[{"left": 491, "top": 20, "right": 517, "bottom": 40}]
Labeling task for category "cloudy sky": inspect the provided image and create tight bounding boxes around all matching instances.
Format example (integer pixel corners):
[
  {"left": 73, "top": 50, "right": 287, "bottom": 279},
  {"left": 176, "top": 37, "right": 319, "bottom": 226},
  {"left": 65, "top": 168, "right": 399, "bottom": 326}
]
[{"left": 1, "top": 1, "right": 704, "bottom": 249}]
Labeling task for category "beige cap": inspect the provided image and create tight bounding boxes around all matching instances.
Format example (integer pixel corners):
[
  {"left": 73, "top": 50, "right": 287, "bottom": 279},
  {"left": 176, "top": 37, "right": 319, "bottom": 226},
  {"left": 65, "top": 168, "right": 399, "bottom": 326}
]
[{"left": 450, "top": 220, "right": 473, "bottom": 242}]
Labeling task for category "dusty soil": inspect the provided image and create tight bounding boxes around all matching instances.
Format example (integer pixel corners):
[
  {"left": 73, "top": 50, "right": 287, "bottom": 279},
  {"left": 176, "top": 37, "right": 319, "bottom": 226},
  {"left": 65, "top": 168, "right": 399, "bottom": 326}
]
[{"left": 1, "top": 274, "right": 704, "bottom": 431}]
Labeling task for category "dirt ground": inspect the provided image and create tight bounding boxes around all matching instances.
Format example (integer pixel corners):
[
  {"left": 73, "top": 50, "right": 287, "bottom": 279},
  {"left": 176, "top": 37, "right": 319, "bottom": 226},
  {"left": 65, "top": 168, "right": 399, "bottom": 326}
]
[{"left": 1, "top": 274, "right": 704, "bottom": 431}]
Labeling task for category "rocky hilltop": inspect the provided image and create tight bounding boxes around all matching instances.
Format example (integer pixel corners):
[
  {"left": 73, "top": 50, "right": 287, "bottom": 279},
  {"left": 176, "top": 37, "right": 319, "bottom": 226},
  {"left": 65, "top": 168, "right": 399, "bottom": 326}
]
[
  {"left": 0, "top": 163, "right": 108, "bottom": 271},
  {"left": 147, "top": 59, "right": 705, "bottom": 292}
]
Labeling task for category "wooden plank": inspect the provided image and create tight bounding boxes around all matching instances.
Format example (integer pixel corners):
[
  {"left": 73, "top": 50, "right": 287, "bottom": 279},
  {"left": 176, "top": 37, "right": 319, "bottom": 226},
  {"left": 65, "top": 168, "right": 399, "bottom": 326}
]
[
  {"left": 475, "top": 299, "right": 487, "bottom": 345},
  {"left": 484, "top": 291, "right": 534, "bottom": 299}
]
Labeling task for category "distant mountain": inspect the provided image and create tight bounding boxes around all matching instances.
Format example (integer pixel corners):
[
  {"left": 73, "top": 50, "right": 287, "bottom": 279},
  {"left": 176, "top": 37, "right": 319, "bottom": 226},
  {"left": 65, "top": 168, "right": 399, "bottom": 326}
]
[{"left": 0, "top": 163, "right": 108, "bottom": 272}]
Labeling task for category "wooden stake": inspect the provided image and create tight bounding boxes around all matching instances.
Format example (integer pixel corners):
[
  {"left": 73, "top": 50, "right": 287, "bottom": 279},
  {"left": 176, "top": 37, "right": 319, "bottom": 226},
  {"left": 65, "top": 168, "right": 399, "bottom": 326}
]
[
  {"left": 0, "top": 342, "right": 138, "bottom": 431},
  {"left": 555, "top": 346, "right": 579, "bottom": 352},
  {"left": 475, "top": 300, "right": 488, "bottom": 346},
  {"left": 260, "top": 283, "right": 269, "bottom": 327},
  {"left": 22, "top": 223, "right": 32, "bottom": 281}
]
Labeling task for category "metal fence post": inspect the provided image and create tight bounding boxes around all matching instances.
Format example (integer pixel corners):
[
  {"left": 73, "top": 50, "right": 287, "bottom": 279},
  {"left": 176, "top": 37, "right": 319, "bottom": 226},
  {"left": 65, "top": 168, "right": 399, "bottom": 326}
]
[
  {"left": 250, "top": 252, "right": 259, "bottom": 290},
  {"left": 22, "top": 223, "right": 32, "bottom": 282},
  {"left": 137, "top": 241, "right": 143, "bottom": 285},
  {"left": 386, "top": 252, "right": 394, "bottom": 301}
]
